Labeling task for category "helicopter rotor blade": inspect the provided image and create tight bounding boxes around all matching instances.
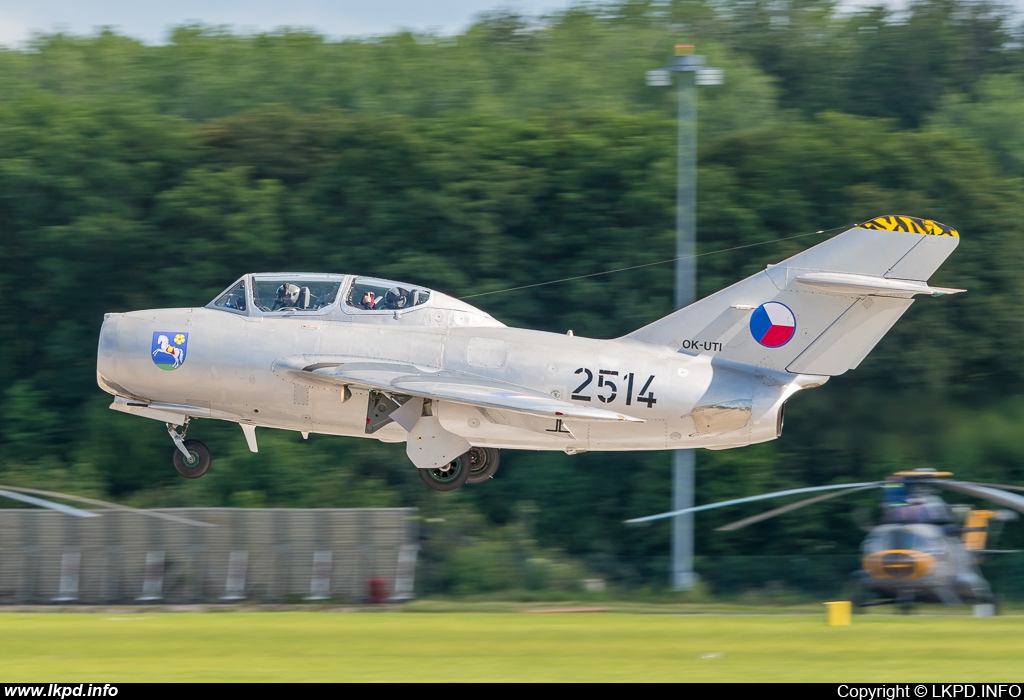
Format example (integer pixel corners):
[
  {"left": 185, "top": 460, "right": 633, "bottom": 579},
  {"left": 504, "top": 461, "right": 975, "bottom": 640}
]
[
  {"left": 715, "top": 485, "right": 878, "bottom": 531},
  {"left": 625, "top": 481, "right": 884, "bottom": 524},
  {"left": 931, "top": 480, "right": 1024, "bottom": 516},
  {"left": 0, "top": 489, "right": 99, "bottom": 518},
  {"left": 975, "top": 549, "right": 1022, "bottom": 554},
  {"left": 0, "top": 484, "right": 214, "bottom": 528},
  {"left": 972, "top": 482, "right": 1024, "bottom": 494}
]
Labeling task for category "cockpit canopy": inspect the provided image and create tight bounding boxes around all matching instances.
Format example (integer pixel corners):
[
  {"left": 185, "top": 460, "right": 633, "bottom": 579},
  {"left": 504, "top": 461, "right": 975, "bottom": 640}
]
[
  {"left": 206, "top": 273, "right": 501, "bottom": 327},
  {"left": 862, "top": 524, "right": 947, "bottom": 556}
]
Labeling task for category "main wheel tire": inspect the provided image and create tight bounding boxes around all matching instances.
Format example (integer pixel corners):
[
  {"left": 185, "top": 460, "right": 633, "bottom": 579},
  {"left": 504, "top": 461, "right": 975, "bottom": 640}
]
[
  {"left": 172, "top": 439, "right": 212, "bottom": 479},
  {"left": 466, "top": 446, "right": 501, "bottom": 484},
  {"left": 419, "top": 455, "right": 471, "bottom": 492}
]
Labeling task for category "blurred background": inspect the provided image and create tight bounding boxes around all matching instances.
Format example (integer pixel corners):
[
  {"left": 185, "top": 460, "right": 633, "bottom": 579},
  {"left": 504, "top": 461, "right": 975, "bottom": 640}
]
[{"left": 2, "top": 0, "right": 1024, "bottom": 602}]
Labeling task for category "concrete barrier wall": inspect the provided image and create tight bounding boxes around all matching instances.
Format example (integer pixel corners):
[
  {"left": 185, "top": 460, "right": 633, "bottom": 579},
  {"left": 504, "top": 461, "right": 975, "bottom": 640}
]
[{"left": 0, "top": 508, "right": 418, "bottom": 604}]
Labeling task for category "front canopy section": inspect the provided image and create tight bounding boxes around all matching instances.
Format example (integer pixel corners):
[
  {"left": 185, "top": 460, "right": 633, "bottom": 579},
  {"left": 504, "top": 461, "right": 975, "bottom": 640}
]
[
  {"left": 210, "top": 277, "right": 249, "bottom": 313},
  {"left": 251, "top": 275, "right": 343, "bottom": 313},
  {"left": 207, "top": 274, "right": 345, "bottom": 315}
]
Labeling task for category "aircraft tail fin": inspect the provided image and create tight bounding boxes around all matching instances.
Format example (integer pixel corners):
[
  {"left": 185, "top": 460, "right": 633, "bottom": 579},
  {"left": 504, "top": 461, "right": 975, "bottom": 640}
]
[{"left": 625, "top": 216, "right": 963, "bottom": 376}]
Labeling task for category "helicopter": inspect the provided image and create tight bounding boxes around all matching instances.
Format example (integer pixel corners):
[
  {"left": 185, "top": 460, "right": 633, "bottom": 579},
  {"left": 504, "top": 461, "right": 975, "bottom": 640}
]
[{"left": 627, "top": 469, "right": 1024, "bottom": 612}]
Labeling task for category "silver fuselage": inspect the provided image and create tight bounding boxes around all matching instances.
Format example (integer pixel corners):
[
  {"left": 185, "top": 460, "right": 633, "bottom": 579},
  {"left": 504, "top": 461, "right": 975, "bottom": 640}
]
[{"left": 96, "top": 278, "right": 822, "bottom": 454}]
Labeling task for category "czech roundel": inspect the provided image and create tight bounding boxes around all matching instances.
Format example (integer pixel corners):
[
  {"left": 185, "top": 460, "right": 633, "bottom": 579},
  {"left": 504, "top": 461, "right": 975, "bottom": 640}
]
[{"left": 750, "top": 302, "right": 796, "bottom": 348}]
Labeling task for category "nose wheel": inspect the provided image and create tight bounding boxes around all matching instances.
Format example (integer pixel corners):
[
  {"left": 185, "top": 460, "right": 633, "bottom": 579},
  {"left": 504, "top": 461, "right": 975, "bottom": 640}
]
[
  {"left": 167, "top": 421, "right": 212, "bottom": 479},
  {"left": 173, "top": 440, "right": 212, "bottom": 478}
]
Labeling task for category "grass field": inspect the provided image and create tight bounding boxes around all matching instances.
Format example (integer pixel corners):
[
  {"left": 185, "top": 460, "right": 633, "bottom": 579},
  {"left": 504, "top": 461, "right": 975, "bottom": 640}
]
[{"left": 0, "top": 605, "right": 1022, "bottom": 682}]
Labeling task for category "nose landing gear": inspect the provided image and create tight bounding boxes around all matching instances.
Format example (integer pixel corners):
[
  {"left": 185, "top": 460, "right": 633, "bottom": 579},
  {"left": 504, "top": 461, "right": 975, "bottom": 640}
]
[{"left": 167, "top": 421, "right": 212, "bottom": 479}]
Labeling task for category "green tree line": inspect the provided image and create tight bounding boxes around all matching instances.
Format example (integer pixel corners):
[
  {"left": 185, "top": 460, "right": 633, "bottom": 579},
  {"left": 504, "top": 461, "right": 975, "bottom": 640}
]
[{"left": 2, "top": 0, "right": 1024, "bottom": 591}]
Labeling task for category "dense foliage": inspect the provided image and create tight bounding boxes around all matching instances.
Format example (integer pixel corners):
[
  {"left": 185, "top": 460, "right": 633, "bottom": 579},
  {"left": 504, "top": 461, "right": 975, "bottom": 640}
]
[{"left": 2, "top": 0, "right": 1024, "bottom": 590}]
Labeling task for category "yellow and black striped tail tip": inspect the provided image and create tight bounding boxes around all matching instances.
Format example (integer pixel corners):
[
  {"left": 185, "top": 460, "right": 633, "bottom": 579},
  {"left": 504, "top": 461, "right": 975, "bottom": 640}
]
[{"left": 858, "top": 215, "right": 959, "bottom": 237}]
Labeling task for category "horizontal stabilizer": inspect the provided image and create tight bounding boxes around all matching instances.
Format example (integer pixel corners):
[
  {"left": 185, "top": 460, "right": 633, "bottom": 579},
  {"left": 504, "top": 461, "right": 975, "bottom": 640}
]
[{"left": 794, "top": 272, "right": 965, "bottom": 297}]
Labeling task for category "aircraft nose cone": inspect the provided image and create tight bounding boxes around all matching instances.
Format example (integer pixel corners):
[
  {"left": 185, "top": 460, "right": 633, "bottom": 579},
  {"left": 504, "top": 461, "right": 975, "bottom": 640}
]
[{"left": 96, "top": 313, "right": 122, "bottom": 395}]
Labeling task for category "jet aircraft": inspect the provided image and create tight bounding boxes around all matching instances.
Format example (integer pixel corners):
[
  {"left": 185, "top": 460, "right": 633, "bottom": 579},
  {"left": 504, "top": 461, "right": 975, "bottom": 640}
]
[{"left": 96, "top": 215, "right": 963, "bottom": 491}]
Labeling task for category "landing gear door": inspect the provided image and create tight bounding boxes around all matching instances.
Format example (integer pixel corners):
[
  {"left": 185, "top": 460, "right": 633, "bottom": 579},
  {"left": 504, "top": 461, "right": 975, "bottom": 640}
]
[{"left": 365, "top": 391, "right": 401, "bottom": 434}]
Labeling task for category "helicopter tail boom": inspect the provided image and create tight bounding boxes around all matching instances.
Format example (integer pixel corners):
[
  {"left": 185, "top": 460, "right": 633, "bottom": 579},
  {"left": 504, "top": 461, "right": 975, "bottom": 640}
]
[{"left": 625, "top": 216, "right": 962, "bottom": 376}]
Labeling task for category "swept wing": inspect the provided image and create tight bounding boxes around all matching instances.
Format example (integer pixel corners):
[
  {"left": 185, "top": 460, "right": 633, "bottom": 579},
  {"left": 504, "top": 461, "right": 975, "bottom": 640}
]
[{"left": 279, "top": 358, "right": 643, "bottom": 423}]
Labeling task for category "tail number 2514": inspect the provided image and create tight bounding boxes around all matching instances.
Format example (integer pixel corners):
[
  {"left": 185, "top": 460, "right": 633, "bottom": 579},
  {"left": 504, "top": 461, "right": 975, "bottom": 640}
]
[{"left": 571, "top": 368, "right": 657, "bottom": 407}]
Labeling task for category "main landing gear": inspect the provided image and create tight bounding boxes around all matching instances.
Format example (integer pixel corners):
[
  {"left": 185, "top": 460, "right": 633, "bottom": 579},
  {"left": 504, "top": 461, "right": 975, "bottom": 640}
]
[
  {"left": 419, "top": 447, "right": 500, "bottom": 492},
  {"left": 466, "top": 446, "right": 500, "bottom": 484},
  {"left": 167, "top": 420, "right": 212, "bottom": 479}
]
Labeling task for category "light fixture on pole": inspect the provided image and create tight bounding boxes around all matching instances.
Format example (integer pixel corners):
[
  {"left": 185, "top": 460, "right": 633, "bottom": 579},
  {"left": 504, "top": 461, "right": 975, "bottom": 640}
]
[{"left": 646, "top": 44, "right": 723, "bottom": 591}]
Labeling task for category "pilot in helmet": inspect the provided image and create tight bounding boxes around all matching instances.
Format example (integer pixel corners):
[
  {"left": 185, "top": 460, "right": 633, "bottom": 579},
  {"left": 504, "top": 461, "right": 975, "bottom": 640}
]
[
  {"left": 275, "top": 282, "right": 300, "bottom": 309},
  {"left": 385, "top": 287, "right": 409, "bottom": 309}
]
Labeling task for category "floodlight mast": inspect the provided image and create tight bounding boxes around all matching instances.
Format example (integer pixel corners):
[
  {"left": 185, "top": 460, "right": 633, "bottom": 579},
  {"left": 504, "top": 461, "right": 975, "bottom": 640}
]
[{"left": 646, "top": 44, "right": 723, "bottom": 591}]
